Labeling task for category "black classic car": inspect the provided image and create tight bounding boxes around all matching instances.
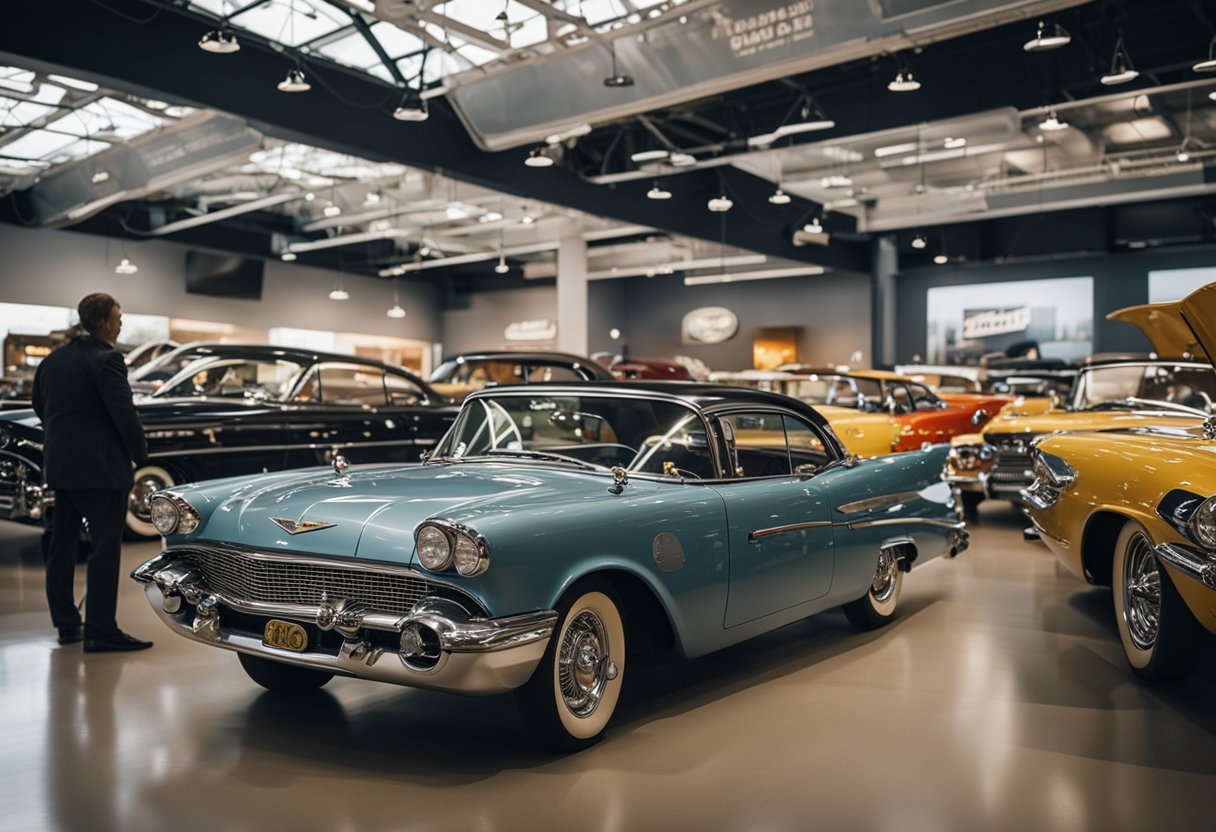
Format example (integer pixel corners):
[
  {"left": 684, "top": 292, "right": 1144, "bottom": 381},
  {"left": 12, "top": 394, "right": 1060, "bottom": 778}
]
[{"left": 0, "top": 344, "right": 458, "bottom": 537}]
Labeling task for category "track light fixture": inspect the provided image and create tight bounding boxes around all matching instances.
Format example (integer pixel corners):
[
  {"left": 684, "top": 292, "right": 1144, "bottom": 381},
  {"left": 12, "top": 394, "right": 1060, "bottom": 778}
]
[
  {"left": 707, "top": 195, "right": 733, "bottom": 212},
  {"left": 647, "top": 182, "right": 672, "bottom": 200},
  {"left": 198, "top": 29, "right": 239, "bottom": 54},
  {"left": 392, "top": 86, "right": 428, "bottom": 121},
  {"left": 525, "top": 146, "right": 555, "bottom": 167},
  {"left": 1100, "top": 36, "right": 1138, "bottom": 85},
  {"left": 1038, "top": 109, "right": 1068, "bottom": 131},
  {"left": 888, "top": 69, "right": 920, "bottom": 93},
  {"left": 278, "top": 68, "right": 311, "bottom": 93},
  {"left": 768, "top": 187, "right": 791, "bottom": 205},
  {"left": 604, "top": 41, "right": 634, "bottom": 87},
  {"left": 911, "top": 234, "right": 927, "bottom": 250},
  {"left": 1194, "top": 35, "right": 1216, "bottom": 72},
  {"left": 1024, "top": 20, "right": 1071, "bottom": 52}
]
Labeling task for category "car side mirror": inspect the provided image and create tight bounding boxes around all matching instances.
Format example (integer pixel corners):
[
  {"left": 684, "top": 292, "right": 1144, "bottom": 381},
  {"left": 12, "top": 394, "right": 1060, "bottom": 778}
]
[
  {"left": 794, "top": 463, "right": 818, "bottom": 477},
  {"left": 971, "top": 408, "right": 989, "bottom": 426}
]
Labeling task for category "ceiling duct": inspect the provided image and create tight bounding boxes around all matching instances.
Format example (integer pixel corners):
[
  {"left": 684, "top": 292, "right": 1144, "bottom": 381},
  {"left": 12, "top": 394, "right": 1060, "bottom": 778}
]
[
  {"left": 447, "top": 0, "right": 1088, "bottom": 151},
  {"left": 23, "top": 111, "right": 261, "bottom": 227}
]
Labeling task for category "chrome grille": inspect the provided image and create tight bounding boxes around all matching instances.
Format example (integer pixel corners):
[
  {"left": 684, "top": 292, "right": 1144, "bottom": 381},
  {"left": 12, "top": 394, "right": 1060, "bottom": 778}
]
[
  {"left": 987, "top": 434, "right": 1038, "bottom": 491},
  {"left": 178, "top": 547, "right": 430, "bottom": 616}
]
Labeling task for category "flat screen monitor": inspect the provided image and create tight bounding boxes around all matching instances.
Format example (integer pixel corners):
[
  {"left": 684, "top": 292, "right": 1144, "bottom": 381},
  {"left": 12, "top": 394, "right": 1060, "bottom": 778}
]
[{"left": 185, "top": 252, "right": 264, "bottom": 300}]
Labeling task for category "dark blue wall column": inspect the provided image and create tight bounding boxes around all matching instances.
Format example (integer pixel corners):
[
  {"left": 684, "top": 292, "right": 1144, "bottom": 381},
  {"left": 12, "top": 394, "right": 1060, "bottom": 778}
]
[{"left": 872, "top": 234, "right": 898, "bottom": 367}]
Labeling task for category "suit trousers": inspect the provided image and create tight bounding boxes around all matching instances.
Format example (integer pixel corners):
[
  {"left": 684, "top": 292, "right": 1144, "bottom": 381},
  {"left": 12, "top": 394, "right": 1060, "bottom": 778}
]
[{"left": 45, "top": 489, "right": 127, "bottom": 640}]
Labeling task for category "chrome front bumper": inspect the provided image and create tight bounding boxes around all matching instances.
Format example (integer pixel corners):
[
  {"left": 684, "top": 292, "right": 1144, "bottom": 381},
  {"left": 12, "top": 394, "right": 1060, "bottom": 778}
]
[
  {"left": 1155, "top": 542, "right": 1216, "bottom": 590},
  {"left": 133, "top": 556, "right": 556, "bottom": 695},
  {"left": 944, "top": 471, "right": 987, "bottom": 494}
]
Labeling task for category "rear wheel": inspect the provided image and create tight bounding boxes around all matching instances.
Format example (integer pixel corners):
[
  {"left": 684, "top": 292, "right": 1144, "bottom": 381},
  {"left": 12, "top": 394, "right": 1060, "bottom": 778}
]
[
  {"left": 126, "top": 465, "right": 175, "bottom": 539},
  {"left": 238, "top": 653, "right": 334, "bottom": 693},
  {"left": 1112, "top": 522, "right": 1204, "bottom": 681},
  {"left": 515, "top": 579, "right": 626, "bottom": 752},
  {"left": 844, "top": 547, "right": 903, "bottom": 630}
]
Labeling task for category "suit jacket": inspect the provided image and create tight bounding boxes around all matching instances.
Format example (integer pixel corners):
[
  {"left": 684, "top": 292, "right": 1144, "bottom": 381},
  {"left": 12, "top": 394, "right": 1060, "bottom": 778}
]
[{"left": 32, "top": 335, "right": 149, "bottom": 490}]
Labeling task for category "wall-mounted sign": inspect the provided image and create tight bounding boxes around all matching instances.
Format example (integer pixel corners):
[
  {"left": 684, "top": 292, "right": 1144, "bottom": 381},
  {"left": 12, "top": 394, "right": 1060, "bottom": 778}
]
[
  {"left": 961, "top": 307, "right": 1031, "bottom": 340},
  {"left": 682, "top": 307, "right": 739, "bottom": 345},
  {"left": 504, "top": 319, "right": 557, "bottom": 342}
]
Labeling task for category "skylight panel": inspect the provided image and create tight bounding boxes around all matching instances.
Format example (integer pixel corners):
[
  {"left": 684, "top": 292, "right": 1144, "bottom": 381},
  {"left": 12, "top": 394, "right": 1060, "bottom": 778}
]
[
  {"left": 436, "top": 1, "right": 548, "bottom": 49},
  {"left": 1, "top": 129, "right": 83, "bottom": 160},
  {"left": 187, "top": 0, "right": 263, "bottom": 18},
  {"left": 47, "top": 74, "right": 98, "bottom": 92},
  {"left": 0, "top": 96, "right": 58, "bottom": 129},
  {"left": 229, "top": 0, "right": 348, "bottom": 47},
  {"left": 0, "top": 66, "right": 36, "bottom": 94},
  {"left": 46, "top": 98, "right": 163, "bottom": 140},
  {"left": 368, "top": 21, "right": 424, "bottom": 59},
  {"left": 0, "top": 157, "right": 50, "bottom": 176},
  {"left": 317, "top": 31, "right": 383, "bottom": 69}
]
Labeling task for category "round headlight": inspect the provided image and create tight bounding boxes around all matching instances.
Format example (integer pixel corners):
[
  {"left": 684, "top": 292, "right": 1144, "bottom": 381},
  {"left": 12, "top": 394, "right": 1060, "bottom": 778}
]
[
  {"left": 150, "top": 495, "right": 180, "bottom": 536},
  {"left": 416, "top": 524, "right": 453, "bottom": 571},
  {"left": 0, "top": 427, "right": 10, "bottom": 450},
  {"left": 1189, "top": 496, "right": 1216, "bottom": 548},
  {"left": 453, "top": 532, "right": 487, "bottom": 577}
]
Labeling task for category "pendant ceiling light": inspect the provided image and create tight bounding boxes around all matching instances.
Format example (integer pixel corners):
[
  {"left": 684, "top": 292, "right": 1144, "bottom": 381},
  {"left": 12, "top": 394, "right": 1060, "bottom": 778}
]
[
  {"left": 280, "top": 251, "right": 297, "bottom": 261},
  {"left": 328, "top": 279, "right": 349, "bottom": 301},
  {"left": 803, "top": 216, "right": 823, "bottom": 234},
  {"left": 387, "top": 279, "right": 406, "bottom": 318},
  {"left": 768, "top": 188, "right": 791, "bottom": 205},
  {"left": 911, "top": 234, "right": 927, "bottom": 250},
  {"left": 888, "top": 70, "right": 921, "bottom": 92},
  {"left": 647, "top": 182, "right": 672, "bottom": 200},
  {"left": 1024, "top": 20, "right": 1071, "bottom": 52},
  {"left": 525, "top": 146, "right": 555, "bottom": 167},
  {"left": 1100, "top": 36, "right": 1138, "bottom": 85},
  {"left": 198, "top": 29, "right": 239, "bottom": 54},
  {"left": 707, "top": 195, "right": 733, "bottom": 212},
  {"left": 603, "top": 41, "right": 634, "bottom": 87},
  {"left": 392, "top": 87, "right": 429, "bottom": 121},
  {"left": 1038, "top": 109, "right": 1069, "bottom": 131},
  {"left": 278, "top": 68, "right": 311, "bottom": 93},
  {"left": 1193, "top": 35, "right": 1216, "bottom": 72},
  {"left": 115, "top": 257, "right": 138, "bottom": 275}
]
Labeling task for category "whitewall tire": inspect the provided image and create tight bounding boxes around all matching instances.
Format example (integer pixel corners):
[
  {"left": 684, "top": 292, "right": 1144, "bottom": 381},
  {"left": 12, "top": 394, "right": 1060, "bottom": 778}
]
[
  {"left": 126, "top": 465, "right": 175, "bottom": 539},
  {"left": 843, "top": 547, "right": 904, "bottom": 630}
]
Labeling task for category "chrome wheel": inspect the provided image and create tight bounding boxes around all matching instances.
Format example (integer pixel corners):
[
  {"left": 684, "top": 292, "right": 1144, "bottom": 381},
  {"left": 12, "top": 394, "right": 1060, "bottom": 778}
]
[
  {"left": 557, "top": 609, "right": 617, "bottom": 718},
  {"left": 871, "top": 548, "right": 899, "bottom": 605},
  {"left": 125, "top": 465, "right": 175, "bottom": 538},
  {"left": 1121, "top": 531, "right": 1161, "bottom": 651}
]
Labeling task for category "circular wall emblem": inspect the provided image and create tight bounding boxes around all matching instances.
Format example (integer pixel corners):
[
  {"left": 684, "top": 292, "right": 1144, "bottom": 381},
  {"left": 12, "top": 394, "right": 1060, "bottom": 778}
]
[{"left": 682, "top": 306, "right": 739, "bottom": 344}]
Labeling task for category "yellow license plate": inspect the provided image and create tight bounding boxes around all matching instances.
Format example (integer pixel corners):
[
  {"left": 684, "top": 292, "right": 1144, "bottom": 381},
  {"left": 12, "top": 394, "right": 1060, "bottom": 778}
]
[{"left": 263, "top": 619, "right": 308, "bottom": 652}]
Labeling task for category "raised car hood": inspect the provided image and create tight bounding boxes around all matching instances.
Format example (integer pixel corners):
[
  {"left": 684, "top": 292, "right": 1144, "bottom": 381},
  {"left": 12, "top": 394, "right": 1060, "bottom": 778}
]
[
  {"left": 982, "top": 408, "right": 1204, "bottom": 437},
  {"left": 1107, "top": 299, "right": 1206, "bottom": 360},
  {"left": 188, "top": 462, "right": 612, "bottom": 563},
  {"left": 1181, "top": 281, "right": 1216, "bottom": 366}
]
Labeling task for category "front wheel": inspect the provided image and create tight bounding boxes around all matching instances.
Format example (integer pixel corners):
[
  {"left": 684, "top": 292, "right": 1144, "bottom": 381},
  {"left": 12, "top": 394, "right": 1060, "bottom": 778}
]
[
  {"left": 1112, "top": 522, "right": 1204, "bottom": 681},
  {"left": 126, "top": 465, "right": 176, "bottom": 539},
  {"left": 238, "top": 653, "right": 334, "bottom": 693},
  {"left": 843, "top": 547, "right": 904, "bottom": 630},
  {"left": 515, "top": 580, "right": 626, "bottom": 752}
]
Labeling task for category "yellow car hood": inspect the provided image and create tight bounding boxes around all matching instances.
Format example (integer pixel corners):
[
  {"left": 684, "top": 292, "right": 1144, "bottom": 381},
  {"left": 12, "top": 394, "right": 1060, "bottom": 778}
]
[
  {"left": 816, "top": 404, "right": 898, "bottom": 456},
  {"left": 982, "top": 408, "right": 1204, "bottom": 436}
]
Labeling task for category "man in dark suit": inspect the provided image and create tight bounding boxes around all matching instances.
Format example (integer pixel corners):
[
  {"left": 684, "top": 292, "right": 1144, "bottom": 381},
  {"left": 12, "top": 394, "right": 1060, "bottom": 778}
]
[{"left": 33, "top": 293, "right": 153, "bottom": 652}]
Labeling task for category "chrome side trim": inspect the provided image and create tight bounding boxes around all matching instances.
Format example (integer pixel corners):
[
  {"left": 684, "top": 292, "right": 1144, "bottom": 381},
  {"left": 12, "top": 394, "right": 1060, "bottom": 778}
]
[
  {"left": 845, "top": 517, "right": 967, "bottom": 531},
  {"left": 836, "top": 490, "right": 922, "bottom": 515},
  {"left": 1154, "top": 542, "right": 1216, "bottom": 590},
  {"left": 748, "top": 520, "right": 833, "bottom": 541}
]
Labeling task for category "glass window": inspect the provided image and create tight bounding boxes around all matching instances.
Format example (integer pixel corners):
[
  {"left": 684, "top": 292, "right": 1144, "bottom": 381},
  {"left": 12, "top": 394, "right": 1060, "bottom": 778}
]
[
  {"left": 908, "top": 383, "right": 940, "bottom": 411},
  {"left": 721, "top": 411, "right": 791, "bottom": 478},
  {"left": 317, "top": 364, "right": 388, "bottom": 406},
  {"left": 158, "top": 358, "right": 304, "bottom": 400},
  {"left": 785, "top": 416, "right": 830, "bottom": 472},
  {"left": 385, "top": 371, "right": 422, "bottom": 405}
]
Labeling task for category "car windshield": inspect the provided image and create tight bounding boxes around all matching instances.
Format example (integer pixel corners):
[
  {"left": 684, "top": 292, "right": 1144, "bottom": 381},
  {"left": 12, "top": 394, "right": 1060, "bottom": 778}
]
[
  {"left": 1071, "top": 363, "right": 1216, "bottom": 411},
  {"left": 782, "top": 375, "right": 885, "bottom": 410},
  {"left": 432, "top": 392, "right": 715, "bottom": 476},
  {"left": 154, "top": 357, "right": 307, "bottom": 401}
]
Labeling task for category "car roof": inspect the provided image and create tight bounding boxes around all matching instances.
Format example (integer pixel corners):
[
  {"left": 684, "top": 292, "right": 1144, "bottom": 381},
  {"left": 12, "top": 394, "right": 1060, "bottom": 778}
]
[{"left": 437, "top": 351, "right": 615, "bottom": 379}]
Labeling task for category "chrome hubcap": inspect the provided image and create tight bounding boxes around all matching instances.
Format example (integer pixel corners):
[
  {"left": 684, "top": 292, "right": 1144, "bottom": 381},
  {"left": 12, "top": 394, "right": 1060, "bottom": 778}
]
[
  {"left": 129, "top": 476, "right": 167, "bottom": 522},
  {"left": 558, "top": 609, "right": 612, "bottom": 718},
  {"left": 871, "top": 549, "right": 898, "bottom": 604},
  {"left": 1123, "top": 532, "right": 1161, "bottom": 651}
]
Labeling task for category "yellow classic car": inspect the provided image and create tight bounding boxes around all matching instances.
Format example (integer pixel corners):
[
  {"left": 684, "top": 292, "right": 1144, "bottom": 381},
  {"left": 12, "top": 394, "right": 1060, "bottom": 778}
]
[
  {"left": 947, "top": 297, "right": 1215, "bottom": 508},
  {"left": 1023, "top": 281, "right": 1216, "bottom": 681}
]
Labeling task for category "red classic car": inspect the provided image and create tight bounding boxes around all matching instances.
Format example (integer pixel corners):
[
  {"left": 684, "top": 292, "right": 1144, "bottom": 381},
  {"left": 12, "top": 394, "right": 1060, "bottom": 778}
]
[{"left": 844, "top": 370, "right": 1011, "bottom": 451}]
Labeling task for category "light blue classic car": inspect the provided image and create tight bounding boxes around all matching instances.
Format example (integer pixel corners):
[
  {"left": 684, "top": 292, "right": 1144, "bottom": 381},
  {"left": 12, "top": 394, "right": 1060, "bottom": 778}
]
[{"left": 133, "top": 382, "right": 968, "bottom": 750}]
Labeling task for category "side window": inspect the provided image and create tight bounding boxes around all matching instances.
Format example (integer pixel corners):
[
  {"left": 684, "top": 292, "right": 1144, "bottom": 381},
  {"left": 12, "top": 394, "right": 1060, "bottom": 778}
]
[
  {"left": 909, "top": 383, "right": 939, "bottom": 411},
  {"left": 526, "top": 364, "right": 584, "bottom": 382},
  {"left": 317, "top": 364, "right": 388, "bottom": 406},
  {"left": 888, "top": 384, "right": 913, "bottom": 414},
  {"left": 385, "top": 372, "right": 423, "bottom": 405},
  {"left": 785, "top": 416, "right": 830, "bottom": 472},
  {"left": 721, "top": 411, "right": 791, "bottom": 478}
]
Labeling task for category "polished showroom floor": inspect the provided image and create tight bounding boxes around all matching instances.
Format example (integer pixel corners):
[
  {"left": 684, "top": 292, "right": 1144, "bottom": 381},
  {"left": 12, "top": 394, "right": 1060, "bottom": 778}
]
[{"left": 1, "top": 503, "right": 1213, "bottom": 832}]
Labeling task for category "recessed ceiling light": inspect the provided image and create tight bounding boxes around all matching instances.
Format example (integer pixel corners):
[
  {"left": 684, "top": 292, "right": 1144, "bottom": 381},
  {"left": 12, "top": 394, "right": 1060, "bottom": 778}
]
[{"left": 1024, "top": 20, "right": 1071, "bottom": 52}]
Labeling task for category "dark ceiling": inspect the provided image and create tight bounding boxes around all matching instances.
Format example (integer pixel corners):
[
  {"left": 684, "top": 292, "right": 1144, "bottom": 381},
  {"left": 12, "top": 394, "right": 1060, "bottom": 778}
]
[{"left": 2, "top": 0, "right": 1216, "bottom": 282}]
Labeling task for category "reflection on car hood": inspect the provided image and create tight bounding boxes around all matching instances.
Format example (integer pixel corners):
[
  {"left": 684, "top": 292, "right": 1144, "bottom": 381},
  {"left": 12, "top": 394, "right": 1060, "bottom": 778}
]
[
  {"left": 183, "top": 462, "right": 617, "bottom": 563},
  {"left": 983, "top": 407, "right": 1204, "bottom": 436}
]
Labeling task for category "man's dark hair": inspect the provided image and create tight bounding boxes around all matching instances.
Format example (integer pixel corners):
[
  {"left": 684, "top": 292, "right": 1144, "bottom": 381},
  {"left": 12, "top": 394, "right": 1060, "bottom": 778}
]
[{"left": 76, "top": 293, "right": 118, "bottom": 336}]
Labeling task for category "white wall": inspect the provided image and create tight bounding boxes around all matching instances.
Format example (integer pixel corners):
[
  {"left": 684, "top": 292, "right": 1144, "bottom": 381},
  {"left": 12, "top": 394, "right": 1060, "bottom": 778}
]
[
  {"left": 0, "top": 223, "right": 442, "bottom": 342},
  {"left": 440, "top": 284, "right": 557, "bottom": 355}
]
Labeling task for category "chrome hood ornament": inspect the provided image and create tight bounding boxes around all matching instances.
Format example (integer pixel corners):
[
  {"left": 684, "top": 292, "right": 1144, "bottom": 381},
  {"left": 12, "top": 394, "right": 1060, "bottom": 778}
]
[
  {"left": 332, "top": 451, "right": 350, "bottom": 476},
  {"left": 270, "top": 517, "right": 337, "bottom": 535}
]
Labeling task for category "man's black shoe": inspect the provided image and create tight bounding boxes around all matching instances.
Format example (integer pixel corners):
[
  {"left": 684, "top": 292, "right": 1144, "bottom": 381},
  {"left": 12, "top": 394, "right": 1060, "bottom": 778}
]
[
  {"left": 57, "top": 626, "right": 83, "bottom": 645},
  {"left": 83, "top": 632, "right": 153, "bottom": 653}
]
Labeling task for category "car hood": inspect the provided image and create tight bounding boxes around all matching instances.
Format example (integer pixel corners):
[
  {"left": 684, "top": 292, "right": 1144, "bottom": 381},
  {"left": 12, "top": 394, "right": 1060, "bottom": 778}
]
[
  {"left": 183, "top": 461, "right": 618, "bottom": 563},
  {"left": 1107, "top": 298, "right": 1205, "bottom": 360},
  {"left": 982, "top": 408, "right": 1204, "bottom": 437}
]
